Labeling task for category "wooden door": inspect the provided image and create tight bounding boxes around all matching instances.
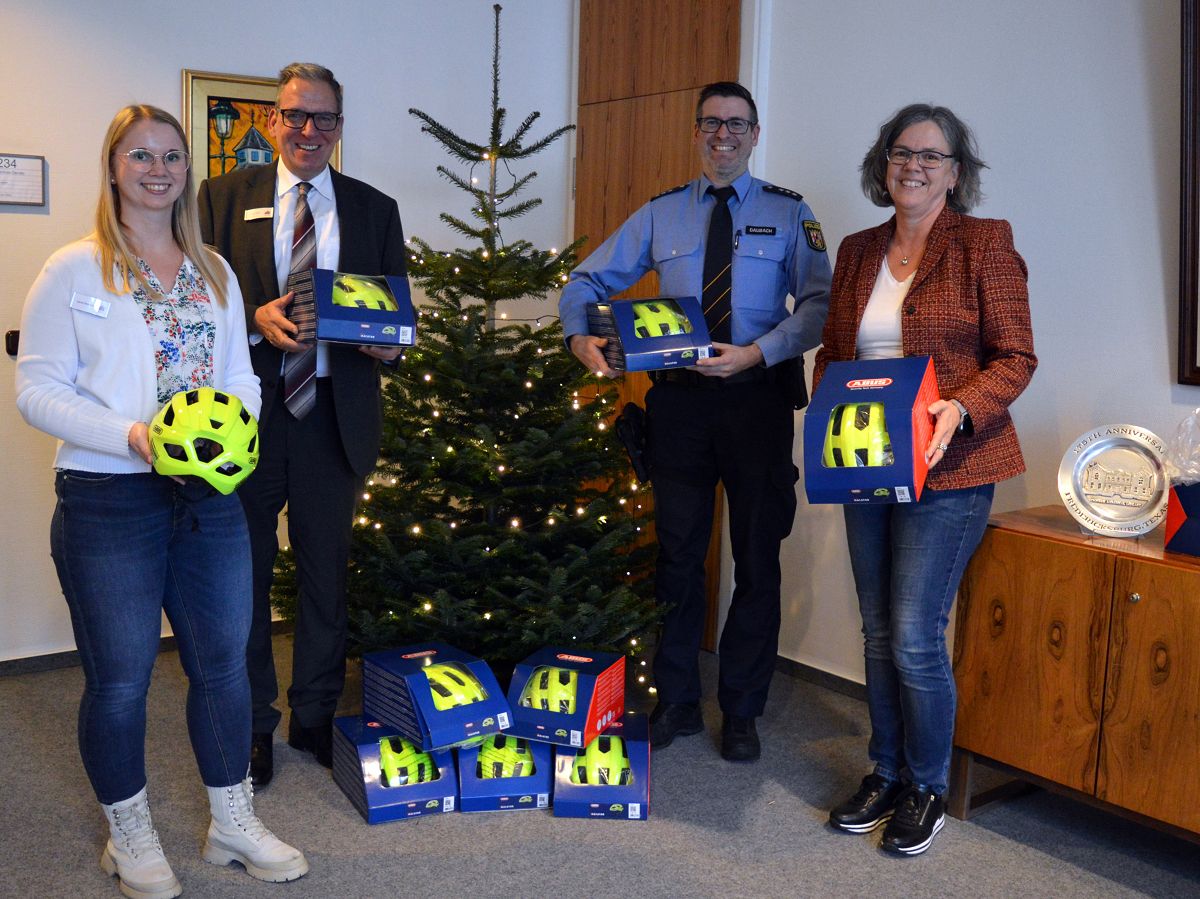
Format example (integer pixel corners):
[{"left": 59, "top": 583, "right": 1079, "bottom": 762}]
[
  {"left": 1099, "top": 558, "right": 1200, "bottom": 831},
  {"left": 576, "top": 0, "right": 740, "bottom": 648},
  {"left": 953, "top": 527, "right": 1113, "bottom": 793}
]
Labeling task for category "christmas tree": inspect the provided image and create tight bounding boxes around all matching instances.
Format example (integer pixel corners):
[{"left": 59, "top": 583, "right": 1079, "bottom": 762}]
[{"left": 273, "top": 4, "right": 658, "bottom": 675}]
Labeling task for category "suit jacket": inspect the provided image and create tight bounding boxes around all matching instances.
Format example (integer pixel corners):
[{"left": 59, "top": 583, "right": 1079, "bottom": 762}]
[
  {"left": 197, "top": 162, "right": 407, "bottom": 477},
  {"left": 814, "top": 207, "right": 1036, "bottom": 490}
]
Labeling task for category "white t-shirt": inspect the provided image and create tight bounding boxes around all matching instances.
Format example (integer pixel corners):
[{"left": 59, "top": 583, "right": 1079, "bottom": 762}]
[{"left": 855, "top": 258, "right": 911, "bottom": 360}]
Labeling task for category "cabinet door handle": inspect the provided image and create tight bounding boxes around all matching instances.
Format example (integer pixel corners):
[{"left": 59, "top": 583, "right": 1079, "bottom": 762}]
[{"left": 1128, "top": 592, "right": 1142, "bottom": 603}]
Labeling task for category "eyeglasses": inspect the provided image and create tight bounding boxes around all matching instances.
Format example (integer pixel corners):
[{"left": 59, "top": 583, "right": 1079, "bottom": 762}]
[
  {"left": 121, "top": 149, "right": 190, "bottom": 173},
  {"left": 886, "top": 147, "right": 955, "bottom": 169},
  {"left": 277, "top": 108, "right": 342, "bottom": 132},
  {"left": 696, "top": 116, "right": 756, "bottom": 135}
]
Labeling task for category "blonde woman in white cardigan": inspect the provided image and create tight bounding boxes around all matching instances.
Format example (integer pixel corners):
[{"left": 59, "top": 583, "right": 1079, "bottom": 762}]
[{"left": 16, "top": 105, "right": 307, "bottom": 898}]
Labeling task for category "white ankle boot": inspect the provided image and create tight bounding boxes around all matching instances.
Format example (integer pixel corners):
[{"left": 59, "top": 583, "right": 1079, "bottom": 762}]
[
  {"left": 202, "top": 778, "right": 308, "bottom": 882},
  {"left": 99, "top": 787, "right": 183, "bottom": 899}
]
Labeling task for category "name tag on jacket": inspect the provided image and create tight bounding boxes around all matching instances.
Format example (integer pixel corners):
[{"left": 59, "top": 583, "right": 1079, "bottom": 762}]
[
  {"left": 244, "top": 207, "right": 273, "bottom": 221},
  {"left": 70, "top": 293, "right": 110, "bottom": 318}
]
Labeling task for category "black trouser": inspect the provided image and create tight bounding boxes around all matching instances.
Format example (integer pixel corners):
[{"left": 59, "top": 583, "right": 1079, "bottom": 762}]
[
  {"left": 646, "top": 372, "right": 798, "bottom": 718},
  {"left": 239, "top": 380, "right": 359, "bottom": 733}
]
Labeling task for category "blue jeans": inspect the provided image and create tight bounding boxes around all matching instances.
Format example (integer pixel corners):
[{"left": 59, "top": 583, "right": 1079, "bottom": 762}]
[
  {"left": 50, "top": 471, "right": 252, "bottom": 804},
  {"left": 842, "top": 484, "right": 994, "bottom": 795}
]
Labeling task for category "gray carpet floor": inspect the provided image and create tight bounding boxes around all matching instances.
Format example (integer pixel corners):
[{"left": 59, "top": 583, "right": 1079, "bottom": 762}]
[{"left": 2, "top": 637, "right": 1198, "bottom": 898}]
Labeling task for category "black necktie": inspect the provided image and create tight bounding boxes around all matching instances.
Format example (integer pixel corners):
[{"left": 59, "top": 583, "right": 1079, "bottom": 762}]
[{"left": 702, "top": 185, "right": 736, "bottom": 344}]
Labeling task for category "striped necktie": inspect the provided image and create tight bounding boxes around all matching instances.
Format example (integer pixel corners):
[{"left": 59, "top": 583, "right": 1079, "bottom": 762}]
[
  {"left": 282, "top": 182, "right": 318, "bottom": 419},
  {"left": 701, "top": 185, "right": 736, "bottom": 344}
]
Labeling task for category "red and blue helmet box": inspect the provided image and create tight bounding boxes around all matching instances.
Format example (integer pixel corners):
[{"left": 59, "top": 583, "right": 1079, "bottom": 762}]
[
  {"left": 552, "top": 713, "right": 649, "bottom": 820},
  {"left": 505, "top": 647, "right": 625, "bottom": 748},
  {"left": 1165, "top": 483, "right": 1200, "bottom": 555},
  {"left": 362, "top": 642, "right": 511, "bottom": 751},
  {"left": 332, "top": 715, "right": 458, "bottom": 824},
  {"left": 287, "top": 268, "right": 416, "bottom": 346},
  {"left": 804, "top": 356, "right": 940, "bottom": 504},
  {"left": 586, "top": 297, "right": 713, "bottom": 372},
  {"left": 456, "top": 733, "right": 554, "bottom": 813}
]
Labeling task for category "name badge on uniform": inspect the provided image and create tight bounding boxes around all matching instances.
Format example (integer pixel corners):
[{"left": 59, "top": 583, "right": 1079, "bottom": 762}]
[
  {"left": 70, "top": 292, "right": 110, "bottom": 318},
  {"left": 244, "top": 207, "right": 274, "bottom": 221},
  {"left": 745, "top": 225, "right": 777, "bottom": 235}
]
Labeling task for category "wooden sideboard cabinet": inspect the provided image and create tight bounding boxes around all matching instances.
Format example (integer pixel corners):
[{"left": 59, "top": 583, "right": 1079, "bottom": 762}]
[{"left": 950, "top": 505, "right": 1200, "bottom": 843}]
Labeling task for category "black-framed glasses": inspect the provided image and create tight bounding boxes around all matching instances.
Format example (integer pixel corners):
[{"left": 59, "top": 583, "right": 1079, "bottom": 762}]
[
  {"left": 277, "top": 108, "right": 342, "bottom": 132},
  {"left": 696, "top": 116, "right": 756, "bottom": 135},
  {"left": 121, "top": 149, "right": 190, "bottom": 173},
  {"left": 886, "top": 147, "right": 955, "bottom": 169}
]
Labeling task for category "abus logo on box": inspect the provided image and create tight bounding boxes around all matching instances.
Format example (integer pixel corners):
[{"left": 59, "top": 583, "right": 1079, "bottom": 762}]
[
  {"left": 555, "top": 653, "right": 594, "bottom": 663},
  {"left": 847, "top": 378, "right": 892, "bottom": 389},
  {"left": 401, "top": 650, "right": 438, "bottom": 659}
]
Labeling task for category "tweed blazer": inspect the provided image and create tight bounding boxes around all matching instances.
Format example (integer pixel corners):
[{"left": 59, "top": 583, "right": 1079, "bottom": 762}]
[{"left": 813, "top": 207, "right": 1036, "bottom": 490}]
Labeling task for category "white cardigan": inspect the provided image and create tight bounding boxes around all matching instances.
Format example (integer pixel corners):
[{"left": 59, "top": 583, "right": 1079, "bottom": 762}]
[{"left": 16, "top": 238, "right": 261, "bottom": 474}]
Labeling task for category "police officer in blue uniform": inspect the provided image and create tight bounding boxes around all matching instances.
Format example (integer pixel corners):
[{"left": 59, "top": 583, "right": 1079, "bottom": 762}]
[{"left": 560, "top": 82, "right": 830, "bottom": 761}]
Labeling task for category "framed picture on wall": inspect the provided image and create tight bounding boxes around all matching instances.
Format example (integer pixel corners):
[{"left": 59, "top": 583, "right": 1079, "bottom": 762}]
[
  {"left": 181, "top": 69, "right": 341, "bottom": 182},
  {"left": 1180, "top": 0, "right": 1200, "bottom": 383}
]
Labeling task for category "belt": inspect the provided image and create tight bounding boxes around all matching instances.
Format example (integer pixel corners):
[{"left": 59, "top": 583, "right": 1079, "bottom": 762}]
[{"left": 650, "top": 366, "right": 769, "bottom": 388}]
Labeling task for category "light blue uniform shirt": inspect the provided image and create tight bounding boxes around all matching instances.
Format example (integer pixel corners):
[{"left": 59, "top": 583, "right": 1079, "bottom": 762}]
[{"left": 559, "top": 170, "right": 831, "bottom": 367}]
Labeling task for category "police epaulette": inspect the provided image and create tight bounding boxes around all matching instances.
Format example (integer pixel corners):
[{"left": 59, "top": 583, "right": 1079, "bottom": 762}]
[
  {"left": 650, "top": 183, "right": 689, "bottom": 201},
  {"left": 763, "top": 184, "right": 804, "bottom": 202}
]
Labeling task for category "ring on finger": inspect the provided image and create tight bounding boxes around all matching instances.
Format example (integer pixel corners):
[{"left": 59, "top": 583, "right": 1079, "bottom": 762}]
[{"left": 937, "top": 442, "right": 949, "bottom": 452}]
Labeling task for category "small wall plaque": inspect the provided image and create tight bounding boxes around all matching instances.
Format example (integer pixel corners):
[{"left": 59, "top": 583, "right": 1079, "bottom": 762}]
[{"left": 0, "top": 154, "right": 46, "bottom": 206}]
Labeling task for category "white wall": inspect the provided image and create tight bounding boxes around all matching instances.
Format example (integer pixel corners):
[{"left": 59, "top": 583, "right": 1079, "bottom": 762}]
[
  {"left": 755, "top": 0, "right": 1188, "bottom": 682},
  {"left": 0, "top": 0, "right": 576, "bottom": 660}
]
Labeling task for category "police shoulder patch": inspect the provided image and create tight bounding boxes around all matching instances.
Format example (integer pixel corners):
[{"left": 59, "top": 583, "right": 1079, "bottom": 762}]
[
  {"left": 803, "top": 220, "right": 827, "bottom": 252},
  {"left": 762, "top": 184, "right": 804, "bottom": 202},
  {"left": 650, "top": 183, "right": 689, "bottom": 202}
]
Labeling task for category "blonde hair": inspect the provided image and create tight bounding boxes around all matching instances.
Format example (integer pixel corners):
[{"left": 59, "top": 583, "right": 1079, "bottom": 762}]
[{"left": 94, "top": 104, "right": 229, "bottom": 306}]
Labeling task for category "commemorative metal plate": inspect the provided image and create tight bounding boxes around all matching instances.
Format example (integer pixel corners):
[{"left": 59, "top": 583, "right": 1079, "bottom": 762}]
[{"left": 1058, "top": 424, "right": 1167, "bottom": 536}]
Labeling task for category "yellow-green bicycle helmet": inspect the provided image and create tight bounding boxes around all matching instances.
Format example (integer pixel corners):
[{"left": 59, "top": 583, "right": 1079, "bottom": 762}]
[
  {"left": 823, "top": 402, "right": 893, "bottom": 468},
  {"left": 569, "top": 734, "right": 633, "bottom": 786},
  {"left": 520, "top": 666, "right": 578, "bottom": 715},
  {"left": 332, "top": 275, "right": 397, "bottom": 311},
  {"left": 476, "top": 733, "right": 535, "bottom": 779},
  {"left": 149, "top": 388, "right": 259, "bottom": 494},
  {"left": 631, "top": 300, "right": 691, "bottom": 339},
  {"left": 423, "top": 662, "right": 488, "bottom": 711},
  {"left": 378, "top": 736, "right": 440, "bottom": 787}
]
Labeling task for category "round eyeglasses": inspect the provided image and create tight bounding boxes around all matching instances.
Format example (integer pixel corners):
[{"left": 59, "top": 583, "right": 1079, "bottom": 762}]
[
  {"left": 886, "top": 147, "right": 955, "bottom": 169},
  {"left": 278, "top": 109, "right": 342, "bottom": 132},
  {"left": 121, "top": 149, "right": 190, "bottom": 174},
  {"left": 696, "top": 116, "right": 756, "bottom": 135}
]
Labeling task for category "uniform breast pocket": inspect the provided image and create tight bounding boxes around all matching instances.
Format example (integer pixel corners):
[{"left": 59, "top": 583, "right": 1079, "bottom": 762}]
[
  {"left": 651, "top": 231, "right": 702, "bottom": 293},
  {"left": 734, "top": 234, "right": 787, "bottom": 309}
]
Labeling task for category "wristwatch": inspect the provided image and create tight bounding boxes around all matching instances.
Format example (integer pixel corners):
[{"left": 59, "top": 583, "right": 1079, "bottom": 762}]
[{"left": 950, "top": 398, "right": 972, "bottom": 436}]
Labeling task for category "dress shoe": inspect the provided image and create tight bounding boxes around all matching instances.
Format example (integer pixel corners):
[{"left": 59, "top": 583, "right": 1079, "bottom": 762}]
[
  {"left": 648, "top": 702, "right": 704, "bottom": 748},
  {"left": 720, "top": 715, "right": 760, "bottom": 762},
  {"left": 829, "top": 773, "right": 906, "bottom": 833},
  {"left": 880, "top": 785, "right": 946, "bottom": 855},
  {"left": 287, "top": 716, "right": 333, "bottom": 768},
  {"left": 249, "top": 732, "right": 274, "bottom": 789}
]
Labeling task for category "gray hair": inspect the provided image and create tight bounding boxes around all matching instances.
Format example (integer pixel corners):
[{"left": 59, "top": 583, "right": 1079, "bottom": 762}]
[
  {"left": 860, "top": 103, "right": 986, "bottom": 213},
  {"left": 277, "top": 62, "right": 343, "bottom": 114}
]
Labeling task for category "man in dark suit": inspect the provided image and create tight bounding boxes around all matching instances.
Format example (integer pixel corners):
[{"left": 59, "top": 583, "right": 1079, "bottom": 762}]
[{"left": 198, "top": 62, "right": 406, "bottom": 787}]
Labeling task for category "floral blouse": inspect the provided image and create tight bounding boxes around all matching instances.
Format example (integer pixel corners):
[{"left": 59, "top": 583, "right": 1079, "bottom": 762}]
[{"left": 132, "top": 258, "right": 216, "bottom": 405}]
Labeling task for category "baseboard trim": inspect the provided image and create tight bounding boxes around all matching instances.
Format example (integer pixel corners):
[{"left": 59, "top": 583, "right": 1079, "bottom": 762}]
[
  {"left": 775, "top": 656, "right": 866, "bottom": 701},
  {"left": 0, "top": 621, "right": 294, "bottom": 677}
]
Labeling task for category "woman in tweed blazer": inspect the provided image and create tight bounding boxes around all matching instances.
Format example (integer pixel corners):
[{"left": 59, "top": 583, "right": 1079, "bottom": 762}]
[{"left": 815, "top": 105, "right": 1036, "bottom": 855}]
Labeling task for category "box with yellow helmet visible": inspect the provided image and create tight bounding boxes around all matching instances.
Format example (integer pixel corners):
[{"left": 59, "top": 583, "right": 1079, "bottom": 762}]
[
  {"left": 332, "top": 715, "right": 458, "bottom": 824},
  {"left": 361, "top": 642, "right": 511, "bottom": 752},
  {"left": 288, "top": 268, "right": 416, "bottom": 346},
  {"left": 552, "top": 713, "right": 649, "bottom": 820},
  {"left": 586, "top": 297, "right": 713, "bottom": 372},
  {"left": 505, "top": 647, "right": 625, "bottom": 748},
  {"left": 456, "top": 733, "right": 554, "bottom": 812},
  {"left": 803, "top": 356, "right": 939, "bottom": 504}
]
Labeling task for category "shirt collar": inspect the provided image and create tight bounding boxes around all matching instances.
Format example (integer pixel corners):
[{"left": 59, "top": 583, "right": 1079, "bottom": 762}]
[
  {"left": 275, "top": 161, "right": 334, "bottom": 202},
  {"left": 699, "top": 169, "right": 753, "bottom": 204}
]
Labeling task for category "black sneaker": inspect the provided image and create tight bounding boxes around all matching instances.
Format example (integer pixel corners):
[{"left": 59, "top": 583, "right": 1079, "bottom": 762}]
[
  {"left": 649, "top": 702, "right": 704, "bottom": 749},
  {"left": 829, "top": 773, "right": 905, "bottom": 833},
  {"left": 880, "top": 785, "right": 945, "bottom": 856}
]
